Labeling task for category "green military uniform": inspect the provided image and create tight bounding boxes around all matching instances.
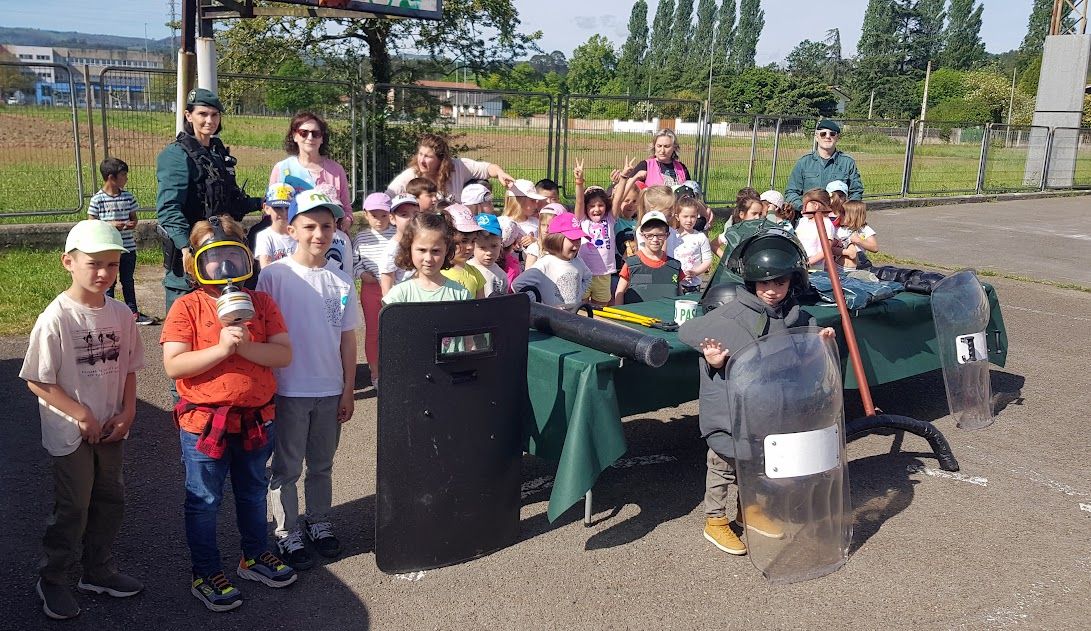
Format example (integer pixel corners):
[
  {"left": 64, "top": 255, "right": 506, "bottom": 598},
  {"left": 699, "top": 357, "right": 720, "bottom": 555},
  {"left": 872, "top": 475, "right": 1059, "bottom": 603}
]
[{"left": 784, "top": 149, "right": 864, "bottom": 209}]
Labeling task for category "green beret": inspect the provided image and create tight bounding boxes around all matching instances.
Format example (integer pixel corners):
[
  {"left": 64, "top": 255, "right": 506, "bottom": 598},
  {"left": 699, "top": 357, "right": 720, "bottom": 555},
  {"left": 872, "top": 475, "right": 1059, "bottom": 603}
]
[
  {"left": 186, "top": 88, "right": 223, "bottom": 112},
  {"left": 816, "top": 119, "right": 842, "bottom": 134}
]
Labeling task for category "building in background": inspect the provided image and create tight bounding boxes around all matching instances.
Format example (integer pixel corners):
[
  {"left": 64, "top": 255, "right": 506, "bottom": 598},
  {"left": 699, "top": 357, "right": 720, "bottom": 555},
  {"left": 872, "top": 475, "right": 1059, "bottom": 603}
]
[{"left": 1, "top": 44, "right": 165, "bottom": 107}]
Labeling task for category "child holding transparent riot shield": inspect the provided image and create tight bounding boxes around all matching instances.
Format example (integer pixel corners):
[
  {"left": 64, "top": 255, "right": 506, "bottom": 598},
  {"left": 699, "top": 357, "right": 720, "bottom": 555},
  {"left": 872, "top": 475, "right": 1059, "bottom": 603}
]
[{"left": 678, "top": 229, "right": 834, "bottom": 556}]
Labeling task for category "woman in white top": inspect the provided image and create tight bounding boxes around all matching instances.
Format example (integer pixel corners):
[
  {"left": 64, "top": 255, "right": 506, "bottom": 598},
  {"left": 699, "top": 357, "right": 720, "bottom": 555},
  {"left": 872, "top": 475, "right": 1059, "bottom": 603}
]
[
  {"left": 385, "top": 133, "right": 516, "bottom": 201},
  {"left": 269, "top": 112, "right": 353, "bottom": 213}
]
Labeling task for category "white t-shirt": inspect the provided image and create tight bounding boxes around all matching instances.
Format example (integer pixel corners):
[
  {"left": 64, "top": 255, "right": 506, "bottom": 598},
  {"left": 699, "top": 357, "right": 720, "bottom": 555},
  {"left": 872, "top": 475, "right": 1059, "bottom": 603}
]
[
  {"left": 20, "top": 294, "right": 145, "bottom": 456},
  {"left": 469, "top": 259, "right": 508, "bottom": 297},
  {"left": 836, "top": 224, "right": 877, "bottom": 244},
  {"left": 256, "top": 257, "right": 361, "bottom": 397},
  {"left": 253, "top": 227, "right": 296, "bottom": 263},
  {"left": 796, "top": 214, "right": 837, "bottom": 267},
  {"left": 673, "top": 230, "right": 713, "bottom": 288},
  {"left": 326, "top": 229, "right": 352, "bottom": 277},
  {"left": 516, "top": 217, "right": 540, "bottom": 243},
  {"left": 511, "top": 254, "right": 592, "bottom": 309},
  {"left": 353, "top": 226, "right": 396, "bottom": 279},
  {"left": 385, "top": 157, "right": 493, "bottom": 200},
  {"left": 377, "top": 238, "right": 414, "bottom": 285}
]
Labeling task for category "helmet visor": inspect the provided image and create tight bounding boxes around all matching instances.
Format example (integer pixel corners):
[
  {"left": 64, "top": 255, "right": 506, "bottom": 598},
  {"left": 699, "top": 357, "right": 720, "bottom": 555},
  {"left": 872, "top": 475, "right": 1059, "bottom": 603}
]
[{"left": 193, "top": 241, "right": 254, "bottom": 285}]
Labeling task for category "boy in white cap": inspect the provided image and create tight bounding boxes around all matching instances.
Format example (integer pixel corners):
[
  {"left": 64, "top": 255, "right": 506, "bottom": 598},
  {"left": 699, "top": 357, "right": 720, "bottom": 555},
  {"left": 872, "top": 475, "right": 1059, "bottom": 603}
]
[
  {"left": 21, "top": 220, "right": 145, "bottom": 620},
  {"left": 257, "top": 190, "right": 361, "bottom": 570},
  {"left": 460, "top": 182, "right": 494, "bottom": 215}
]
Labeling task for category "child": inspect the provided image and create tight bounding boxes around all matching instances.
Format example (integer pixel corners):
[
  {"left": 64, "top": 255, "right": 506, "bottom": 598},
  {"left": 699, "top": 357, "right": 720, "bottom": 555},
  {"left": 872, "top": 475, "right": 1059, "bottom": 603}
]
[
  {"left": 254, "top": 183, "right": 297, "bottom": 269},
  {"left": 407, "top": 176, "right": 438, "bottom": 212},
  {"left": 836, "top": 200, "right": 879, "bottom": 270},
  {"left": 535, "top": 178, "right": 561, "bottom": 205},
  {"left": 442, "top": 204, "right": 487, "bottom": 298},
  {"left": 315, "top": 183, "right": 353, "bottom": 277},
  {"left": 572, "top": 159, "right": 615, "bottom": 306},
  {"left": 496, "top": 215, "right": 526, "bottom": 289},
  {"left": 461, "top": 182, "right": 494, "bottom": 215},
  {"left": 378, "top": 195, "right": 422, "bottom": 296},
  {"left": 161, "top": 216, "right": 296, "bottom": 612},
  {"left": 353, "top": 192, "right": 396, "bottom": 387},
  {"left": 522, "top": 202, "right": 564, "bottom": 268},
  {"left": 87, "top": 157, "right": 154, "bottom": 325},
  {"left": 21, "top": 221, "right": 145, "bottom": 620},
  {"left": 673, "top": 197, "right": 714, "bottom": 294},
  {"left": 512, "top": 211, "right": 593, "bottom": 310},
  {"left": 677, "top": 229, "right": 835, "bottom": 556},
  {"left": 614, "top": 211, "right": 684, "bottom": 305},
  {"left": 609, "top": 161, "right": 641, "bottom": 269},
  {"left": 826, "top": 180, "right": 848, "bottom": 228},
  {"left": 256, "top": 189, "right": 361, "bottom": 571},
  {"left": 760, "top": 190, "right": 796, "bottom": 232},
  {"left": 383, "top": 211, "right": 472, "bottom": 305},
  {"left": 469, "top": 213, "right": 509, "bottom": 297},
  {"left": 503, "top": 178, "right": 546, "bottom": 240},
  {"left": 795, "top": 188, "right": 839, "bottom": 269},
  {"left": 635, "top": 185, "right": 681, "bottom": 256}
]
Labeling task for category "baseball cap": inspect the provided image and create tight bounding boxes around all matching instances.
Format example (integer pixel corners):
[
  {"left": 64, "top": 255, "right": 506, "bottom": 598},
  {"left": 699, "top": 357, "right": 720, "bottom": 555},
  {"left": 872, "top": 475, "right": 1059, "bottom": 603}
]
[
  {"left": 475, "top": 213, "right": 502, "bottom": 237},
  {"left": 539, "top": 202, "right": 566, "bottom": 217},
  {"left": 446, "top": 204, "right": 482, "bottom": 233},
  {"left": 825, "top": 180, "right": 849, "bottom": 196},
  {"left": 288, "top": 189, "right": 345, "bottom": 223},
  {"left": 186, "top": 88, "right": 224, "bottom": 112},
  {"left": 760, "top": 190, "right": 785, "bottom": 210},
  {"left": 65, "top": 220, "right": 128, "bottom": 254},
  {"left": 496, "top": 216, "right": 524, "bottom": 248},
  {"left": 639, "top": 210, "right": 670, "bottom": 230},
  {"left": 547, "top": 211, "right": 590, "bottom": 240},
  {"left": 265, "top": 183, "right": 294, "bottom": 208},
  {"left": 506, "top": 178, "right": 546, "bottom": 200},
  {"left": 390, "top": 194, "right": 420, "bottom": 213},
  {"left": 363, "top": 192, "right": 392, "bottom": 212},
  {"left": 461, "top": 183, "right": 493, "bottom": 205}
]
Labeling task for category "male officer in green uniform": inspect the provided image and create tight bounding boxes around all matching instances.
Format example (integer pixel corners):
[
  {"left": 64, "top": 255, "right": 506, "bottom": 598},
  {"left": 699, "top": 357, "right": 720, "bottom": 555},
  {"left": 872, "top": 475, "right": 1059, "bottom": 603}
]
[
  {"left": 784, "top": 119, "right": 864, "bottom": 210},
  {"left": 155, "top": 88, "right": 260, "bottom": 312}
]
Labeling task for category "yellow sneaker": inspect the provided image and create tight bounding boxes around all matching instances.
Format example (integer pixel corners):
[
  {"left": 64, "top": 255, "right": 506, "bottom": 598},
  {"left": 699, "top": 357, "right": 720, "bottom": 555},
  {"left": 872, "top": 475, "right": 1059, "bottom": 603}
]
[
  {"left": 739, "top": 505, "right": 785, "bottom": 540},
  {"left": 703, "top": 517, "right": 747, "bottom": 555}
]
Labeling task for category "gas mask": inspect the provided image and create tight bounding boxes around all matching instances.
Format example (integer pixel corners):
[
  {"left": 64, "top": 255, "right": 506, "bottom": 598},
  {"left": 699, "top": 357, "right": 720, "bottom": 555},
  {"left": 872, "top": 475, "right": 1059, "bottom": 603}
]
[{"left": 193, "top": 217, "right": 255, "bottom": 326}]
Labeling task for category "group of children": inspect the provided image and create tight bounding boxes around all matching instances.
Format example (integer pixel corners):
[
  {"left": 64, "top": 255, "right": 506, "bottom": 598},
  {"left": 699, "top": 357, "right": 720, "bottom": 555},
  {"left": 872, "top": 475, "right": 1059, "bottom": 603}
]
[{"left": 22, "top": 146, "right": 885, "bottom": 619}]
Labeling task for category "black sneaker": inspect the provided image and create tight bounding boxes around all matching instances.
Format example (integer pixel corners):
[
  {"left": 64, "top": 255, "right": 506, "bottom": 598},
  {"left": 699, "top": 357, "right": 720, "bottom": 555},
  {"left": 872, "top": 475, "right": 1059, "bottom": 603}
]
[
  {"left": 306, "top": 520, "right": 342, "bottom": 558},
  {"left": 134, "top": 312, "right": 157, "bottom": 326},
  {"left": 276, "top": 528, "right": 314, "bottom": 570},
  {"left": 191, "top": 571, "right": 243, "bottom": 613},
  {"left": 77, "top": 572, "right": 144, "bottom": 597},
  {"left": 36, "top": 579, "right": 80, "bottom": 620}
]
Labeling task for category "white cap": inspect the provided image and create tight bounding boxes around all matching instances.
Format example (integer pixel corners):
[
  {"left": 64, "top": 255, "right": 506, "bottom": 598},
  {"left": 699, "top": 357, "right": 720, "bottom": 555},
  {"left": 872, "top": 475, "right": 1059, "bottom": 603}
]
[
  {"left": 639, "top": 210, "right": 670, "bottom": 229},
  {"left": 496, "top": 215, "right": 525, "bottom": 248},
  {"left": 65, "top": 220, "right": 128, "bottom": 254},
  {"left": 825, "top": 180, "right": 849, "bottom": 196},
  {"left": 759, "top": 190, "right": 785, "bottom": 210},
  {"left": 461, "top": 183, "right": 493, "bottom": 205},
  {"left": 505, "top": 178, "right": 546, "bottom": 200},
  {"left": 390, "top": 194, "right": 421, "bottom": 213}
]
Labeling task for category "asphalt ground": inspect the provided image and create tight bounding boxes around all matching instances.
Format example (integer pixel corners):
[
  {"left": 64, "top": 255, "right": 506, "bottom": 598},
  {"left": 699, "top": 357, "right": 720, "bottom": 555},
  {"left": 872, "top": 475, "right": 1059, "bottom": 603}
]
[{"left": 1, "top": 197, "right": 1089, "bottom": 630}]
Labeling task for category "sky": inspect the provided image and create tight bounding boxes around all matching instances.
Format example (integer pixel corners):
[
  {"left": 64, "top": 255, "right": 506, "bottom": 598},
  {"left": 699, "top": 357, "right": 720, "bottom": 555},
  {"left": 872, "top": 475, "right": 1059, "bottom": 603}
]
[{"left": 8, "top": 0, "right": 1040, "bottom": 65}]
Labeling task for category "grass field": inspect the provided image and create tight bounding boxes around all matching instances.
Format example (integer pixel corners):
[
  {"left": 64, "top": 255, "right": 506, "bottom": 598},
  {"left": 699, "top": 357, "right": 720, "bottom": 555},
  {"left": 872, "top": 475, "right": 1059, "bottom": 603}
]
[{"left": 2, "top": 104, "right": 1090, "bottom": 222}]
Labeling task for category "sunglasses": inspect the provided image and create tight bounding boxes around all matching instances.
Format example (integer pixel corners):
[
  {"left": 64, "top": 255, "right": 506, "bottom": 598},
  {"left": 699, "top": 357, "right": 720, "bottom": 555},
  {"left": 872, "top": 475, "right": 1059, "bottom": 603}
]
[
  {"left": 296, "top": 128, "right": 323, "bottom": 139},
  {"left": 817, "top": 130, "right": 839, "bottom": 139}
]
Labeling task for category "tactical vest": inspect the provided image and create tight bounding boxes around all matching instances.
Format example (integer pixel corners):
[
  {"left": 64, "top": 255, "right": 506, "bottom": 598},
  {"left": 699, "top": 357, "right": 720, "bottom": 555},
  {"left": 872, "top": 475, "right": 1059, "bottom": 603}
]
[
  {"left": 173, "top": 132, "right": 252, "bottom": 222},
  {"left": 623, "top": 254, "right": 682, "bottom": 303}
]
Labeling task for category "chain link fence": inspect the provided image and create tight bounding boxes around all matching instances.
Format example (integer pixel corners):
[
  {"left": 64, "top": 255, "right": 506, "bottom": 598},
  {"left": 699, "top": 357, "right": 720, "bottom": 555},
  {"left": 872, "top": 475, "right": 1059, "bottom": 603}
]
[
  {"left": 1044, "top": 127, "right": 1091, "bottom": 189},
  {"left": 907, "top": 120, "right": 987, "bottom": 196},
  {"left": 982, "top": 124, "right": 1049, "bottom": 193}
]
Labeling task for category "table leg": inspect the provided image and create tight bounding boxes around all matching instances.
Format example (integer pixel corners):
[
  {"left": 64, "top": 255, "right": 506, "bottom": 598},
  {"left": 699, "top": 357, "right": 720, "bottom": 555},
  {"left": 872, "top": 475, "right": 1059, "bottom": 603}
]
[{"left": 584, "top": 490, "right": 592, "bottom": 527}]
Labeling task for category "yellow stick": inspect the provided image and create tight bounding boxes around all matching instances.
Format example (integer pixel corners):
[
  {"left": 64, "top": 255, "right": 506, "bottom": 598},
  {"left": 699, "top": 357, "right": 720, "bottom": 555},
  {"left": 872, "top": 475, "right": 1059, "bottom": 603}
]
[{"left": 600, "top": 306, "right": 657, "bottom": 325}]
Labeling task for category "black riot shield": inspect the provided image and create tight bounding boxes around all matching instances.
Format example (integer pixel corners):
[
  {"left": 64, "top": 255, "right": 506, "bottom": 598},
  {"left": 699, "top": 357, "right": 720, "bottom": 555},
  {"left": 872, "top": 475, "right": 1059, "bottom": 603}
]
[{"left": 375, "top": 293, "right": 529, "bottom": 574}]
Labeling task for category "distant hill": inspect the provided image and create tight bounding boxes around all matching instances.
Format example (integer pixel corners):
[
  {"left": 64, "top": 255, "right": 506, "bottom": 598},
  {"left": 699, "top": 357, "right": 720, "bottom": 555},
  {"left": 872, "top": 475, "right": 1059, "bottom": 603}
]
[{"left": 0, "top": 26, "right": 172, "bottom": 52}]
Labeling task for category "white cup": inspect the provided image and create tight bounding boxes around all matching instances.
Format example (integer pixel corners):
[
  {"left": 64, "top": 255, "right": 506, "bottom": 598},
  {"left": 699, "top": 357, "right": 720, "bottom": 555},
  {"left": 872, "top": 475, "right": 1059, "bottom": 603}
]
[{"left": 674, "top": 299, "right": 701, "bottom": 324}]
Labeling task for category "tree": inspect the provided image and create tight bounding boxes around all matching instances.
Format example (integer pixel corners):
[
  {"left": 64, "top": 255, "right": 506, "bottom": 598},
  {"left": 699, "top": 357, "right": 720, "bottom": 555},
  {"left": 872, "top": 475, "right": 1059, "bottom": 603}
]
[
  {"left": 686, "top": 0, "right": 718, "bottom": 84},
  {"left": 567, "top": 35, "right": 618, "bottom": 97},
  {"left": 912, "top": 0, "right": 947, "bottom": 68},
  {"left": 785, "top": 40, "right": 829, "bottom": 79},
  {"left": 666, "top": 0, "right": 695, "bottom": 84},
  {"left": 264, "top": 55, "right": 343, "bottom": 113},
  {"left": 769, "top": 76, "right": 839, "bottom": 117},
  {"left": 719, "top": 66, "right": 785, "bottom": 113},
  {"left": 0, "top": 48, "right": 36, "bottom": 97},
  {"left": 1019, "top": 0, "right": 1053, "bottom": 59},
  {"left": 713, "top": 0, "right": 737, "bottom": 74},
  {"left": 528, "top": 51, "right": 568, "bottom": 75},
  {"left": 942, "top": 0, "right": 987, "bottom": 70},
  {"left": 616, "top": 0, "right": 649, "bottom": 94},
  {"left": 729, "top": 0, "right": 764, "bottom": 70},
  {"left": 646, "top": 0, "right": 676, "bottom": 95},
  {"left": 824, "top": 28, "right": 844, "bottom": 85}
]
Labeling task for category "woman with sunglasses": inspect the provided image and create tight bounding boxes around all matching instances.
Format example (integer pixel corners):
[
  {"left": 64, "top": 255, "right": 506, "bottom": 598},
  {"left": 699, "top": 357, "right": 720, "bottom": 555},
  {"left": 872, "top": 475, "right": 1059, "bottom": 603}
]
[
  {"left": 269, "top": 112, "right": 352, "bottom": 214},
  {"left": 784, "top": 119, "right": 863, "bottom": 211}
]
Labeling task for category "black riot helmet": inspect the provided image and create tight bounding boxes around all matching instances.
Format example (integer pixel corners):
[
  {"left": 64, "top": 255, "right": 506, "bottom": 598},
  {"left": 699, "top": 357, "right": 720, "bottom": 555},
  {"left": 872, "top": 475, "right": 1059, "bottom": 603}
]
[
  {"left": 700, "top": 281, "right": 741, "bottom": 312},
  {"left": 728, "top": 228, "right": 808, "bottom": 288}
]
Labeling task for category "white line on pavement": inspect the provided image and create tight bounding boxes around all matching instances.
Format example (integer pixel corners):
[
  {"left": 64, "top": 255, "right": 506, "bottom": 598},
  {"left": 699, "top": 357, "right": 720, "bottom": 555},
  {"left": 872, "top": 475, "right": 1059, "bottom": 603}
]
[{"left": 907, "top": 464, "right": 988, "bottom": 486}]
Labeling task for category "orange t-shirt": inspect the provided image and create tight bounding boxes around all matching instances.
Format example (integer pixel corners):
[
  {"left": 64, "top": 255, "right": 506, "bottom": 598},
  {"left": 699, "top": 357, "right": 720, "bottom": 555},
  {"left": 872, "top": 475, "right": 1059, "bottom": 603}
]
[
  {"left": 160, "top": 289, "right": 287, "bottom": 434},
  {"left": 618, "top": 249, "right": 669, "bottom": 280}
]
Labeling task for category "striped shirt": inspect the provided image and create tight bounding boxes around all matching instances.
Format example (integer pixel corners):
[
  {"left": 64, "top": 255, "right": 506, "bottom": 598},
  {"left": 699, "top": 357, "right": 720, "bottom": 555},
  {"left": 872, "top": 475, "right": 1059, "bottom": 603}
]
[
  {"left": 353, "top": 226, "right": 396, "bottom": 279},
  {"left": 88, "top": 189, "right": 138, "bottom": 252}
]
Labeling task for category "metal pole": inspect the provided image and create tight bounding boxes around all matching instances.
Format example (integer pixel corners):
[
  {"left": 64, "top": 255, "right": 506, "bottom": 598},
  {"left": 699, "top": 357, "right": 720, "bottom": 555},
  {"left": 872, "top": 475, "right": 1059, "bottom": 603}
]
[
  {"left": 83, "top": 65, "right": 99, "bottom": 191},
  {"left": 976, "top": 122, "right": 991, "bottom": 194},
  {"left": 867, "top": 89, "right": 875, "bottom": 120},
  {"left": 901, "top": 120, "right": 916, "bottom": 198},
  {"left": 176, "top": 0, "right": 197, "bottom": 133},
  {"left": 545, "top": 96, "right": 554, "bottom": 183},
  {"left": 1041, "top": 127, "right": 1055, "bottom": 190},
  {"left": 98, "top": 68, "right": 110, "bottom": 160},
  {"left": 68, "top": 65, "right": 85, "bottom": 211},
  {"left": 1006, "top": 67, "right": 1017, "bottom": 126},
  {"left": 770, "top": 117, "right": 783, "bottom": 189},
  {"left": 746, "top": 116, "right": 759, "bottom": 188}
]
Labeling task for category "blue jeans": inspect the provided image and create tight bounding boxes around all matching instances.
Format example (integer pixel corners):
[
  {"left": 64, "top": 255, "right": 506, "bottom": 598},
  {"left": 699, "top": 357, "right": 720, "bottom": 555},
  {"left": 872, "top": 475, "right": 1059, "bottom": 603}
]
[{"left": 179, "top": 426, "right": 275, "bottom": 577}]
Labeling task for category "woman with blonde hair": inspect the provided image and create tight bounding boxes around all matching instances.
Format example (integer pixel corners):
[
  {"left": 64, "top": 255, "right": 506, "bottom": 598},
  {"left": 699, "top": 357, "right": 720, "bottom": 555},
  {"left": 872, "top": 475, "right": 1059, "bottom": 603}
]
[{"left": 621, "top": 129, "right": 691, "bottom": 187}]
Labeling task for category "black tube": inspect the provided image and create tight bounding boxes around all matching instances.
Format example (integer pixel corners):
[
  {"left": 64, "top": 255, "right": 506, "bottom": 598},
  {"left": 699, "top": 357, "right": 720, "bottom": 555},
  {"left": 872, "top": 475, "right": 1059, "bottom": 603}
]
[
  {"left": 846, "top": 413, "right": 960, "bottom": 472},
  {"left": 528, "top": 302, "right": 670, "bottom": 368}
]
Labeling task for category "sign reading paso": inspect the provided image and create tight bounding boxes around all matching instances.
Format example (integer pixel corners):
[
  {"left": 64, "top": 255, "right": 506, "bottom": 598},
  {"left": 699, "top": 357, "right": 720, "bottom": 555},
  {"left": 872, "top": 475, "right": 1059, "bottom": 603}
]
[{"left": 275, "top": 0, "right": 442, "bottom": 20}]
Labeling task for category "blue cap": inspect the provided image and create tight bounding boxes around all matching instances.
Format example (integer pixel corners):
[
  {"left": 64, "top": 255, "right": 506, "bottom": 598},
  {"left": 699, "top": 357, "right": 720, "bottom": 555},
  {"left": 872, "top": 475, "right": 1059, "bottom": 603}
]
[{"left": 475, "top": 213, "right": 502, "bottom": 237}]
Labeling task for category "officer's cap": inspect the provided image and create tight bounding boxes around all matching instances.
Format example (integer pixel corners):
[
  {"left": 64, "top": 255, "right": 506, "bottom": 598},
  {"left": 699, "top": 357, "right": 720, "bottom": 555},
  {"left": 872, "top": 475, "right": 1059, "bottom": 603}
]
[
  {"left": 816, "top": 119, "right": 841, "bottom": 134},
  {"left": 187, "top": 88, "right": 224, "bottom": 112}
]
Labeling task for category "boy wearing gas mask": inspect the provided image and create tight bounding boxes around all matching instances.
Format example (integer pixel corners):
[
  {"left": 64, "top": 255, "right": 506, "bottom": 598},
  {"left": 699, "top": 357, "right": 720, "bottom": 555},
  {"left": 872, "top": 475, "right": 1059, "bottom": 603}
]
[{"left": 160, "top": 216, "right": 297, "bottom": 612}]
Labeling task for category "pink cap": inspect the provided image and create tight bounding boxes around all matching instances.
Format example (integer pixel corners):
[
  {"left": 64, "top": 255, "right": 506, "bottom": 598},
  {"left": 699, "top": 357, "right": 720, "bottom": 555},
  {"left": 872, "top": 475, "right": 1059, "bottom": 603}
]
[
  {"left": 539, "top": 202, "right": 567, "bottom": 217},
  {"left": 547, "top": 211, "right": 589, "bottom": 240},
  {"left": 446, "top": 204, "right": 482, "bottom": 233},
  {"left": 363, "top": 192, "right": 391, "bottom": 212}
]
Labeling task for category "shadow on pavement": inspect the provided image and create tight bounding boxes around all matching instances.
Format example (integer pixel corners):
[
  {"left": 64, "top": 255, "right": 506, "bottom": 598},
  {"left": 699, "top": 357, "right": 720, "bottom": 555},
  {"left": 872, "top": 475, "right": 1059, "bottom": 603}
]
[{"left": 847, "top": 453, "right": 922, "bottom": 555}]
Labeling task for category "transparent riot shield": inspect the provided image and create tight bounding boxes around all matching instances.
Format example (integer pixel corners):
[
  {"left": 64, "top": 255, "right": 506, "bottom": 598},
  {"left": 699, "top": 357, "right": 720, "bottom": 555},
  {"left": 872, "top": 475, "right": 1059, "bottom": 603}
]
[
  {"left": 726, "top": 328, "right": 851, "bottom": 584},
  {"left": 930, "top": 269, "right": 994, "bottom": 430},
  {"left": 375, "top": 294, "right": 529, "bottom": 574}
]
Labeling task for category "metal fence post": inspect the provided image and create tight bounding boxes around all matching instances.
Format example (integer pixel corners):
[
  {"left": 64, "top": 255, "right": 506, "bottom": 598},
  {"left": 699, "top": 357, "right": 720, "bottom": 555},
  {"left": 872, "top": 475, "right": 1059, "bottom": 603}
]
[
  {"left": 746, "top": 116, "right": 759, "bottom": 189},
  {"left": 82, "top": 64, "right": 99, "bottom": 193},
  {"left": 769, "top": 117, "right": 783, "bottom": 190},
  {"left": 901, "top": 119, "right": 917, "bottom": 198},
  {"left": 975, "top": 122, "right": 991, "bottom": 194},
  {"left": 349, "top": 87, "right": 358, "bottom": 205},
  {"left": 1041, "top": 127, "right": 1055, "bottom": 190}
]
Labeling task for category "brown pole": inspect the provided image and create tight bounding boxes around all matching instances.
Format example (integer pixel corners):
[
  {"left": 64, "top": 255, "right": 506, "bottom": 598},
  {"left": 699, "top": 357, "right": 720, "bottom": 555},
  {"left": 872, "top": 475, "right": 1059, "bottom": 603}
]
[{"left": 813, "top": 213, "right": 877, "bottom": 416}]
